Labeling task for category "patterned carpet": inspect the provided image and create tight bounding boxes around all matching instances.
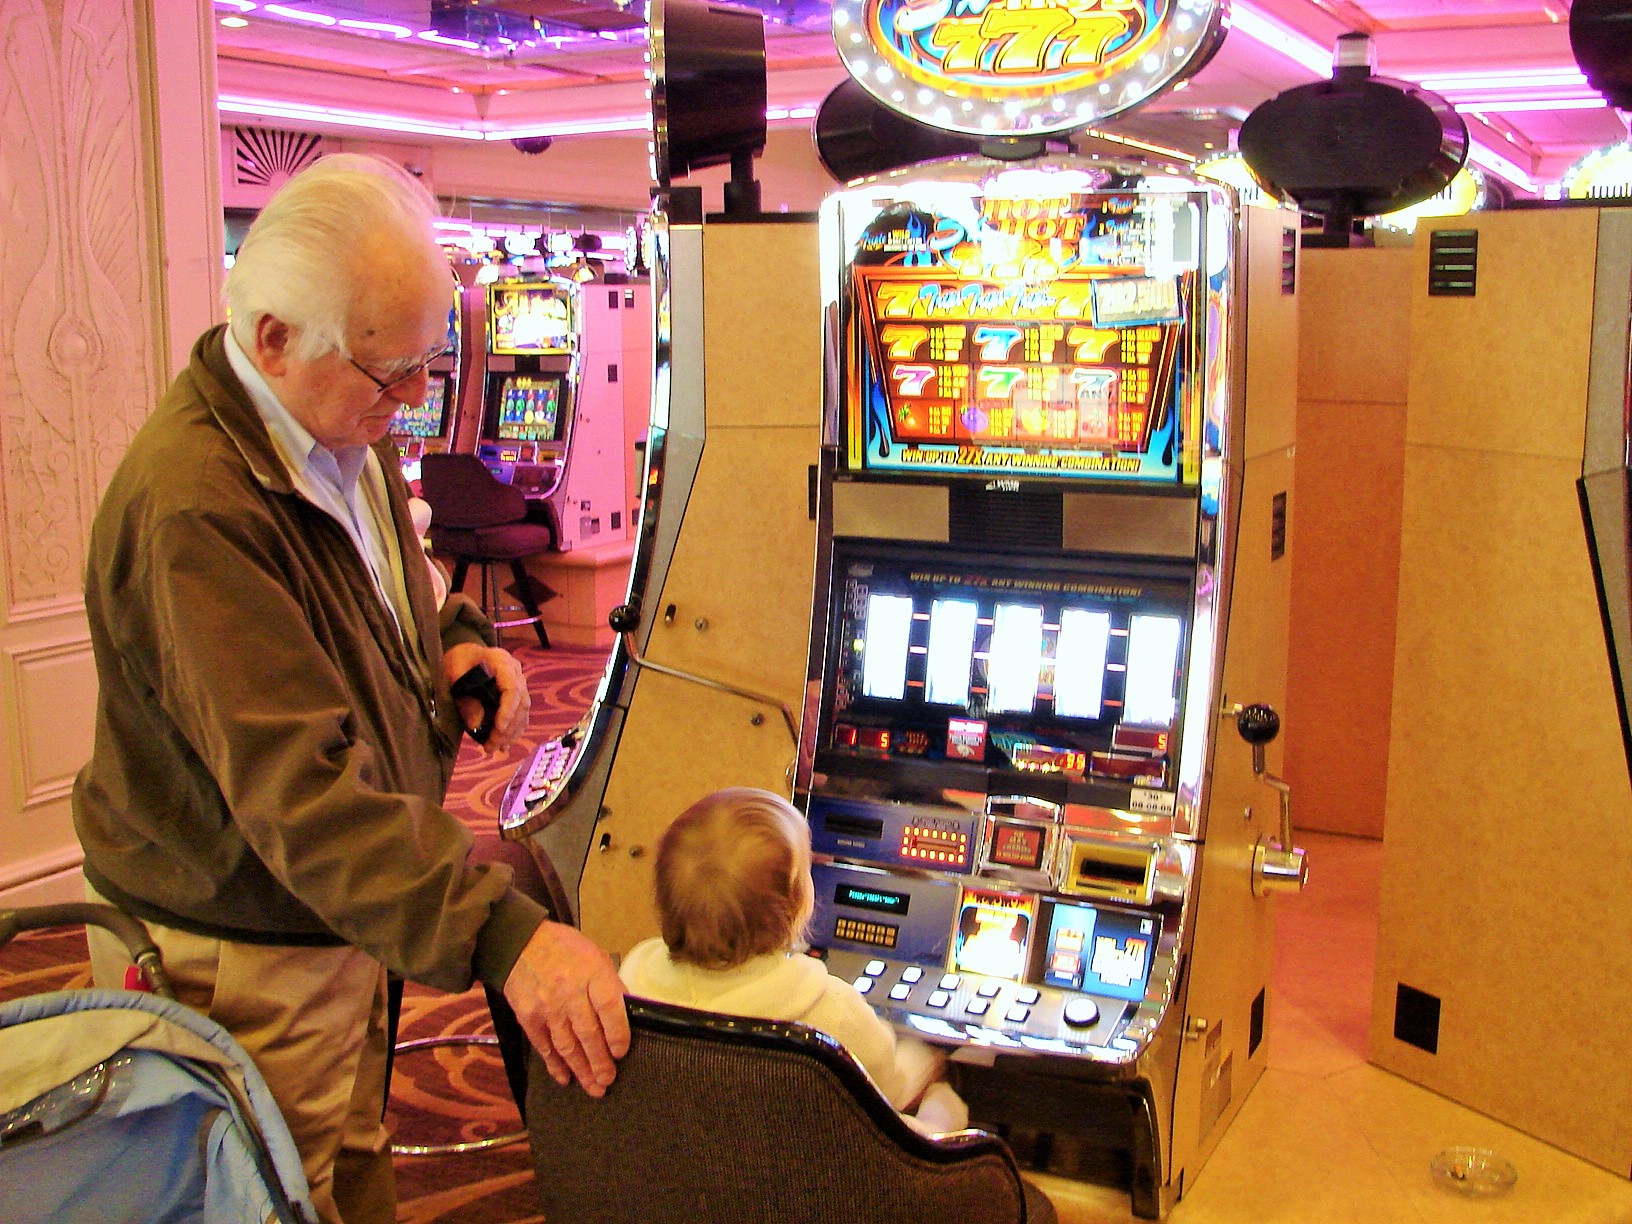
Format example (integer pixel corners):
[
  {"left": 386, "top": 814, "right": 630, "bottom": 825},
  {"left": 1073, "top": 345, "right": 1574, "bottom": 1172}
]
[{"left": 0, "top": 642, "right": 611, "bottom": 1223}]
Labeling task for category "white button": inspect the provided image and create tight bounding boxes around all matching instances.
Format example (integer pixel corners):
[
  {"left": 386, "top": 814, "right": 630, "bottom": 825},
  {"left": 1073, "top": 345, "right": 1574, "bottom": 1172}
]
[
  {"left": 977, "top": 981, "right": 1001, "bottom": 998},
  {"left": 966, "top": 999, "right": 990, "bottom": 1016},
  {"left": 854, "top": 977, "right": 874, "bottom": 994},
  {"left": 1017, "top": 988, "right": 1040, "bottom": 1005},
  {"left": 1063, "top": 999, "right": 1100, "bottom": 1027},
  {"left": 901, "top": 966, "right": 924, "bottom": 984},
  {"left": 939, "top": 974, "right": 961, "bottom": 990},
  {"left": 865, "top": 959, "right": 887, "bottom": 977},
  {"left": 1005, "top": 1005, "right": 1030, "bottom": 1024},
  {"left": 889, "top": 983, "right": 912, "bottom": 1001},
  {"left": 928, "top": 990, "right": 950, "bottom": 1008}
]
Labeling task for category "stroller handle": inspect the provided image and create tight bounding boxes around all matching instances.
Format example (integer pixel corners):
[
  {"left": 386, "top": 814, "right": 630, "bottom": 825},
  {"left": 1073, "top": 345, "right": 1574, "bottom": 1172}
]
[{"left": 0, "top": 902, "right": 175, "bottom": 999}]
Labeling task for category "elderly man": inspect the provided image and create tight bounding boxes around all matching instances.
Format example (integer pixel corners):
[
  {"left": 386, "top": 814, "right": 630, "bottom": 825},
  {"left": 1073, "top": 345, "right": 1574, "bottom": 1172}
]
[{"left": 73, "top": 154, "right": 628, "bottom": 1223}]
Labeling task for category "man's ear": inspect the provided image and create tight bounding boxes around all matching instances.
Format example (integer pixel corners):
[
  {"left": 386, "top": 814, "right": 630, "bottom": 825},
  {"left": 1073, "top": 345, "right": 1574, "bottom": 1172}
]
[{"left": 253, "top": 315, "right": 294, "bottom": 377}]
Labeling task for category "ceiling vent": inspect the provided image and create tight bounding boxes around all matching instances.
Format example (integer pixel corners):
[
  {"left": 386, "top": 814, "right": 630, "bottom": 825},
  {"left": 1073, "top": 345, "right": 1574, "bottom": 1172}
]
[{"left": 226, "top": 127, "right": 328, "bottom": 208}]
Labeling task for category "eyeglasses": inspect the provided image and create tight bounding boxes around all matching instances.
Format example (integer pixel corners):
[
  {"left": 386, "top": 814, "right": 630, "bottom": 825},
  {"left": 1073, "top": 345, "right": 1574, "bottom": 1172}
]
[{"left": 345, "top": 343, "right": 451, "bottom": 395}]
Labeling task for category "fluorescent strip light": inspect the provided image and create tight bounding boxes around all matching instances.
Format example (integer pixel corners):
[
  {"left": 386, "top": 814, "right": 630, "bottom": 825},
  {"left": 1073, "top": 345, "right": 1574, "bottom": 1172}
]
[
  {"left": 214, "top": 0, "right": 256, "bottom": 10},
  {"left": 418, "top": 30, "right": 480, "bottom": 49},
  {"left": 1455, "top": 97, "right": 1608, "bottom": 114},
  {"left": 1416, "top": 68, "right": 1587, "bottom": 91},
  {"left": 218, "top": 94, "right": 487, "bottom": 139},
  {"left": 338, "top": 19, "right": 413, "bottom": 37},
  {"left": 1229, "top": 2, "right": 1332, "bottom": 77},
  {"left": 500, "top": 115, "right": 651, "bottom": 138},
  {"left": 264, "top": 3, "right": 335, "bottom": 24}
]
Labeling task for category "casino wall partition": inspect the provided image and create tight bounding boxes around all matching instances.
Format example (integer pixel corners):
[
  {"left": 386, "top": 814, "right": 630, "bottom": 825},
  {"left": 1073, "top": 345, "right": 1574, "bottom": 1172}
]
[{"left": 500, "top": 166, "right": 1302, "bottom": 1218}]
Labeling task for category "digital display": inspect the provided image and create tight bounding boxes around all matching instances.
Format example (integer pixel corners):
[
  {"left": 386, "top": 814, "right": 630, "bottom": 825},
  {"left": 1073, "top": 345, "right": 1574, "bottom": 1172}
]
[
  {"left": 390, "top": 372, "right": 450, "bottom": 439},
  {"left": 840, "top": 189, "right": 1204, "bottom": 484},
  {"left": 825, "top": 550, "right": 1187, "bottom": 790},
  {"left": 986, "top": 820, "right": 1050, "bottom": 871},
  {"left": 899, "top": 822, "right": 970, "bottom": 868},
  {"left": 496, "top": 375, "right": 565, "bottom": 443},
  {"left": 951, "top": 888, "right": 1034, "bottom": 981},
  {"left": 488, "top": 282, "right": 573, "bottom": 355},
  {"left": 835, "top": 882, "right": 910, "bottom": 916},
  {"left": 1041, "top": 902, "right": 1158, "bottom": 1003}
]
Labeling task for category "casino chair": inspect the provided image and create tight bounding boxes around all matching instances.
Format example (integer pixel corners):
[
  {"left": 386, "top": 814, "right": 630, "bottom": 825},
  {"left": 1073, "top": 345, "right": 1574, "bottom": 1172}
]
[
  {"left": 418, "top": 452, "right": 555, "bottom": 649},
  {"left": 525, "top": 998, "right": 1058, "bottom": 1224}
]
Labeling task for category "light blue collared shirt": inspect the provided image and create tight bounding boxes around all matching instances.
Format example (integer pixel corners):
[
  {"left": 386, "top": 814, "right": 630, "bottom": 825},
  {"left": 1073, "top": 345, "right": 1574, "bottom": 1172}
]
[{"left": 224, "top": 329, "right": 418, "bottom": 654}]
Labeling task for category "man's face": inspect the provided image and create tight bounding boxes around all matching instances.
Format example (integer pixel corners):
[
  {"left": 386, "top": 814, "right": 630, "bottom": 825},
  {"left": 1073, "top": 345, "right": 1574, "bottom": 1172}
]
[{"left": 256, "top": 243, "right": 450, "bottom": 452}]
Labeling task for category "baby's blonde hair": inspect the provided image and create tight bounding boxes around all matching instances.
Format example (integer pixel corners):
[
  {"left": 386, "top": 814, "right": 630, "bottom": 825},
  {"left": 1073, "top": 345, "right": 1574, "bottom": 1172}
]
[{"left": 654, "top": 787, "right": 814, "bottom": 970}]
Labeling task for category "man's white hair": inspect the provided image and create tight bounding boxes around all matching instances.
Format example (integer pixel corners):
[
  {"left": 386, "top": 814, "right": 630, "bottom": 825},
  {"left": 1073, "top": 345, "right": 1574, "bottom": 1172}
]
[{"left": 225, "top": 153, "right": 441, "bottom": 361}]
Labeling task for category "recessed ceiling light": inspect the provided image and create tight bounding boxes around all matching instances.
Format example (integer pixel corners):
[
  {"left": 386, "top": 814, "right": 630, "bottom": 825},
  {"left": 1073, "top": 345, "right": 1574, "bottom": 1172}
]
[{"left": 220, "top": 15, "right": 249, "bottom": 27}]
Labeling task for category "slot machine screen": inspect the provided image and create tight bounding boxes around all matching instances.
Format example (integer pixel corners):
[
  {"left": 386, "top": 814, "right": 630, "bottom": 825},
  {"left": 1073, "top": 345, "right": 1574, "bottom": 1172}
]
[
  {"left": 823, "top": 547, "right": 1188, "bottom": 788},
  {"left": 1040, "top": 902, "right": 1159, "bottom": 1003},
  {"left": 837, "top": 184, "right": 1207, "bottom": 485},
  {"left": 951, "top": 888, "right": 1035, "bottom": 981},
  {"left": 488, "top": 282, "right": 573, "bottom": 355},
  {"left": 496, "top": 374, "right": 565, "bottom": 443},
  {"left": 390, "top": 373, "right": 451, "bottom": 439}
]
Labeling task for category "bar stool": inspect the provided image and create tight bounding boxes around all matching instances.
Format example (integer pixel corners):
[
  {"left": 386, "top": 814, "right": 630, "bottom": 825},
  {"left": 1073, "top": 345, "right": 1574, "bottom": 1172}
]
[{"left": 418, "top": 453, "right": 555, "bottom": 649}]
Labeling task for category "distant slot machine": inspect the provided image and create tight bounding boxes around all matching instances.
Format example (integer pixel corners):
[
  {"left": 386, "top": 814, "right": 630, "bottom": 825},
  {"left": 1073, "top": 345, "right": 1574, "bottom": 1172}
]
[
  {"left": 390, "top": 280, "right": 461, "bottom": 482},
  {"left": 478, "top": 277, "right": 647, "bottom": 550}
]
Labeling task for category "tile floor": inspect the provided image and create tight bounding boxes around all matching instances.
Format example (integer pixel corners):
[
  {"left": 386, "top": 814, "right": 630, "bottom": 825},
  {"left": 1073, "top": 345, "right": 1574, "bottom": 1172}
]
[{"left": 1027, "top": 832, "right": 1632, "bottom": 1223}]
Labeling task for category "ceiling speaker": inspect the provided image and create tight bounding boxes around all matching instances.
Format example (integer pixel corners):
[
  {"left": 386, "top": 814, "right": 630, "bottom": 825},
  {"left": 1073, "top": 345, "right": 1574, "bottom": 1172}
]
[
  {"left": 648, "top": 0, "right": 767, "bottom": 187},
  {"left": 1571, "top": 0, "right": 1632, "bottom": 110}
]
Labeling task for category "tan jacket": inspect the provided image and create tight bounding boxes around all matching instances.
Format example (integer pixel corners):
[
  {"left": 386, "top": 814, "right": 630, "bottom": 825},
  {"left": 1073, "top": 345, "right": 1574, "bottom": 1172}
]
[{"left": 73, "top": 326, "right": 544, "bottom": 993}]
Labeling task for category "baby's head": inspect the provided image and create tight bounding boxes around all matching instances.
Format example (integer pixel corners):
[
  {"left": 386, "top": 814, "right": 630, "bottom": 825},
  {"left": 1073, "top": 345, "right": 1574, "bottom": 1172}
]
[{"left": 654, "top": 787, "right": 814, "bottom": 970}]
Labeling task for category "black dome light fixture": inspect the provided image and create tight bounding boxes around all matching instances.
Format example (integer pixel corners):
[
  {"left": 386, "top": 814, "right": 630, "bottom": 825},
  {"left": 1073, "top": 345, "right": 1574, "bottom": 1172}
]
[
  {"left": 1239, "top": 33, "right": 1468, "bottom": 248},
  {"left": 647, "top": 0, "right": 768, "bottom": 217},
  {"left": 1571, "top": 0, "right": 1632, "bottom": 111},
  {"left": 813, "top": 79, "right": 984, "bottom": 184}
]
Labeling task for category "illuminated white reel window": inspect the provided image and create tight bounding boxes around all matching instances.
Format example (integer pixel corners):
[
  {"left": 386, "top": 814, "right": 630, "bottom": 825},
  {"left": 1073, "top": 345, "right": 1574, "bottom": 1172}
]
[
  {"left": 925, "top": 599, "right": 979, "bottom": 706},
  {"left": 1124, "top": 615, "right": 1182, "bottom": 725},
  {"left": 988, "top": 604, "right": 1044, "bottom": 714},
  {"left": 862, "top": 594, "right": 915, "bottom": 700},
  {"left": 1053, "top": 608, "right": 1112, "bottom": 719}
]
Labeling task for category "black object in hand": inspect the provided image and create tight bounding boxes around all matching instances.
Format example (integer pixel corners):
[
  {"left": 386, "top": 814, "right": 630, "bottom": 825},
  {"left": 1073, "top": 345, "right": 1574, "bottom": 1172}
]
[{"left": 450, "top": 665, "right": 503, "bottom": 744}]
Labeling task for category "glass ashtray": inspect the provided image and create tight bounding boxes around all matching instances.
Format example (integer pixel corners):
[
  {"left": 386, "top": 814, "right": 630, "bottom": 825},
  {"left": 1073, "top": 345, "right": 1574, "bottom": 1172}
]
[{"left": 1430, "top": 1147, "right": 1518, "bottom": 1195}]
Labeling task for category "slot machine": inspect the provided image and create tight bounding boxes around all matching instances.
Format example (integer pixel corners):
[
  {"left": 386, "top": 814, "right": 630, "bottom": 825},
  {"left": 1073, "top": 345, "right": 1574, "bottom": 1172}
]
[
  {"left": 389, "top": 277, "right": 462, "bottom": 484},
  {"left": 478, "top": 276, "right": 650, "bottom": 549},
  {"left": 499, "top": 0, "right": 1306, "bottom": 1215}
]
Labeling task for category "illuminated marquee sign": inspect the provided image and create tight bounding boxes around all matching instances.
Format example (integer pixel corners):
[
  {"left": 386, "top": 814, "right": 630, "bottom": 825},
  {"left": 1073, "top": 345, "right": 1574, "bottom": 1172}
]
[
  {"left": 832, "top": 0, "right": 1228, "bottom": 136},
  {"left": 1562, "top": 143, "right": 1632, "bottom": 201}
]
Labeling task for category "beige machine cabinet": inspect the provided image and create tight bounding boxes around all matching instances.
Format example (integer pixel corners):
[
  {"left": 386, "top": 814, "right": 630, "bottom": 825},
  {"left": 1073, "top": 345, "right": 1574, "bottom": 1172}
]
[
  {"left": 1370, "top": 208, "right": 1632, "bottom": 1175},
  {"left": 574, "top": 209, "right": 823, "bottom": 956},
  {"left": 1164, "top": 203, "right": 1300, "bottom": 1204}
]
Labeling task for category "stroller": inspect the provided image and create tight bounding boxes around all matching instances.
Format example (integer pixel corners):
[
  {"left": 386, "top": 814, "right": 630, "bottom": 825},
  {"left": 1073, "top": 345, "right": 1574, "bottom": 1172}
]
[{"left": 0, "top": 903, "right": 315, "bottom": 1223}]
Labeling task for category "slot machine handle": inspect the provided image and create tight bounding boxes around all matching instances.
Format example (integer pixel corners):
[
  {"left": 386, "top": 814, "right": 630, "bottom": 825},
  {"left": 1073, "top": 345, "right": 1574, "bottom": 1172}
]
[
  {"left": 1225, "top": 702, "right": 1309, "bottom": 897},
  {"left": 608, "top": 603, "right": 798, "bottom": 747}
]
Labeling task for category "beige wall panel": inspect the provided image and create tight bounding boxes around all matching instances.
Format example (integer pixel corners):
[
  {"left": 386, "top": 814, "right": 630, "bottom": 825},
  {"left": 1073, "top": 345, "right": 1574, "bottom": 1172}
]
[
  {"left": 580, "top": 425, "right": 819, "bottom": 955},
  {"left": 1370, "top": 445, "right": 1632, "bottom": 1173},
  {"left": 1285, "top": 395, "right": 1407, "bottom": 838},
  {"left": 702, "top": 224, "right": 823, "bottom": 431},
  {"left": 1241, "top": 211, "right": 1300, "bottom": 461},
  {"left": 1296, "top": 249, "right": 1413, "bottom": 405},
  {"left": 1405, "top": 211, "right": 1599, "bottom": 460}
]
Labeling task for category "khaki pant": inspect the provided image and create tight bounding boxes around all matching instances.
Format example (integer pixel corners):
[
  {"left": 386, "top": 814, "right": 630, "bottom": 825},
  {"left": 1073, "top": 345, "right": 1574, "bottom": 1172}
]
[{"left": 86, "top": 888, "right": 397, "bottom": 1224}]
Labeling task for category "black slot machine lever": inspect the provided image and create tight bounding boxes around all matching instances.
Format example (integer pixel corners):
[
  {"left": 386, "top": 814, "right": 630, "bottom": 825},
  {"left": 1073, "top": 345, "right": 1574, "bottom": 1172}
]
[{"left": 1224, "top": 702, "right": 1309, "bottom": 897}]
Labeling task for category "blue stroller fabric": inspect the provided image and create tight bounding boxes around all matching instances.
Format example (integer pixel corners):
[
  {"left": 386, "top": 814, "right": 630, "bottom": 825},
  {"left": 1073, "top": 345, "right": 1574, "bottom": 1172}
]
[{"left": 0, "top": 987, "right": 314, "bottom": 1223}]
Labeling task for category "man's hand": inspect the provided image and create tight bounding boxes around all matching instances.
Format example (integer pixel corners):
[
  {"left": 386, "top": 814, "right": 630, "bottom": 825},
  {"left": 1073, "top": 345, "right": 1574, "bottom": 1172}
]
[
  {"left": 502, "top": 922, "right": 631, "bottom": 1097},
  {"left": 442, "top": 643, "right": 529, "bottom": 754}
]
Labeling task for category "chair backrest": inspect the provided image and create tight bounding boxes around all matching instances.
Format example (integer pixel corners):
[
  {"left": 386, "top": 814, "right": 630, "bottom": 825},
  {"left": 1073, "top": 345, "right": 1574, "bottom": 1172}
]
[
  {"left": 525, "top": 999, "right": 1048, "bottom": 1224},
  {"left": 419, "top": 453, "right": 529, "bottom": 530}
]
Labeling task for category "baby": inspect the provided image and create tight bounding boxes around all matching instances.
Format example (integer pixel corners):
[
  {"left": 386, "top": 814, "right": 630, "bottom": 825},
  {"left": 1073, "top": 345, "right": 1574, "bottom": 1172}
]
[{"left": 620, "top": 786, "right": 968, "bottom": 1134}]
